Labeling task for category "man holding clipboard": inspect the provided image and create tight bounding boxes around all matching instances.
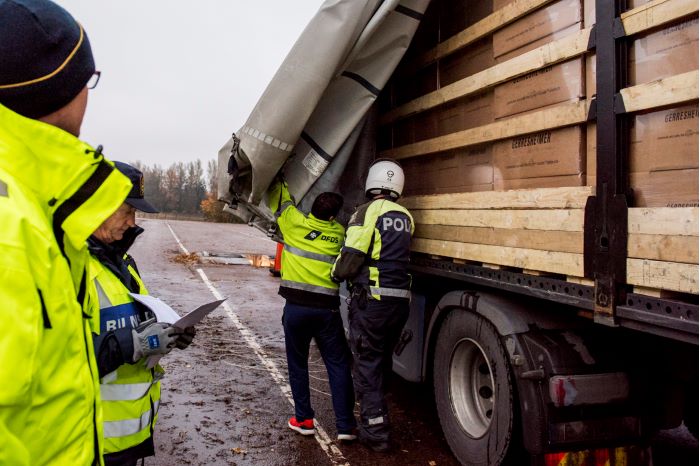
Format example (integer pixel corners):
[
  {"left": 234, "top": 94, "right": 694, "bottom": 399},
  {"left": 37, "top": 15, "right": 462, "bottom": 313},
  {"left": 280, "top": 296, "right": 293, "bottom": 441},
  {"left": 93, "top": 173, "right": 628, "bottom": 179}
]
[{"left": 88, "top": 162, "right": 196, "bottom": 466}]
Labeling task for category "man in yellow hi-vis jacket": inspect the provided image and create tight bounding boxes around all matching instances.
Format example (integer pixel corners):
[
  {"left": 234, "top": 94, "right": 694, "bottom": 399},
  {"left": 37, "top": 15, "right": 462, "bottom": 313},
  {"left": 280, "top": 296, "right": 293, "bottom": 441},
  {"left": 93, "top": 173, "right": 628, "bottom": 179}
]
[
  {"left": 268, "top": 178, "right": 357, "bottom": 441},
  {"left": 331, "top": 159, "right": 414, "bottom": 453},
  {"left": 0, "top": 1, "right": 132, "bottom": 464},
  {"left": 88, "top": 162, "right": 195, "bottom": 466}
]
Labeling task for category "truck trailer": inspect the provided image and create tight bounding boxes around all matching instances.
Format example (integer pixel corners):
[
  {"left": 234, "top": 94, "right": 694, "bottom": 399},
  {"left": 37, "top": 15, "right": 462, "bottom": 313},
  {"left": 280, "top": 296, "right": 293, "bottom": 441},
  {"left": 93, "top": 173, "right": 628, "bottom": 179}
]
[{"left": 217, "top": 0, "right": 698, "bottom": 464}]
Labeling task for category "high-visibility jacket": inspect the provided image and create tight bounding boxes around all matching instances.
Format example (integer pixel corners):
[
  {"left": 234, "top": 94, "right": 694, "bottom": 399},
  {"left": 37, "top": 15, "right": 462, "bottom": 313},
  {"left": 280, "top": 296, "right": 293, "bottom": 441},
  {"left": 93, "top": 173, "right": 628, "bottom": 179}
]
[
  {"left": 0, "top": 103, "right": 131, "bottom": 466},
  {"left": 89, "top": 252, "right": 162, "bottom": 458},
  {"left": 332, "top": 198, "right": 414, "bottom": 300},
  {"left": 268, "top": 180, "right": 345, "bottom": 308}
]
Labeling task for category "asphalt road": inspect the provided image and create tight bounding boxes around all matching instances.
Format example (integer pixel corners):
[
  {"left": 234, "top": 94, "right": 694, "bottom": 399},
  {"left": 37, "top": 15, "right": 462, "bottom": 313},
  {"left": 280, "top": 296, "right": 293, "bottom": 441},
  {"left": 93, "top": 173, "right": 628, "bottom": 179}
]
[{"left": 129, "top": 219, "right": 697, "bottom": 466}]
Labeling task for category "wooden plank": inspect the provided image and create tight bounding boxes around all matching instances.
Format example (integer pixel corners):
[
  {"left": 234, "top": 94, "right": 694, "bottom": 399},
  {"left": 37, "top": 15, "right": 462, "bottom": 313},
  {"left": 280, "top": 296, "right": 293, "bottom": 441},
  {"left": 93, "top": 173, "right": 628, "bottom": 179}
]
[
  {"left": 412, "top": 238, "right": 584, "bottom": 276},
  {"left": 628, "top": 208, "right": 699, "bottom": 236},
  {"left": 632, "top": 286, "right": 690, "bottom": 299},
  {"left": 412, "top": 209, "right": 584, "bottom": 231},
  {"left": 627, "top": 258, "right": 698, "bottom": 294},
  {"left": 414, "top": 224, "right": 583, "bottom": 253},
  {"left": 409, "top": 0, "right": 557, "bottom": 71},
  {"left": 381, "top": 28, "right": 592, "bottom": 125},
  {"left": 401, "top": 186, "right": 593, "bottom": 210},
  {"left": 621, "top": 0, "right": 698, "bottom": 37},
  {"left": 567, "top": 276, "right": 595, "bottom": 286},
  {"left": 628, "top": 233, "right": 699, "bottom": 263},
  {"left": 619, "top": 70, "right": 699, "bottom": 114},
  {"left": 381, "top": 100, "right": 589, "bottom": 160}
]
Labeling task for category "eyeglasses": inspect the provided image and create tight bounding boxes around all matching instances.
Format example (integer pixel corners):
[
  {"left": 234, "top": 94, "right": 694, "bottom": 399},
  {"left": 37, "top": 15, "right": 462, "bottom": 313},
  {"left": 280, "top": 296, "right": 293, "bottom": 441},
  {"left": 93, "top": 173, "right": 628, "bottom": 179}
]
[{"left": 87, "top": 70, "right": 101, "bottom": 90}]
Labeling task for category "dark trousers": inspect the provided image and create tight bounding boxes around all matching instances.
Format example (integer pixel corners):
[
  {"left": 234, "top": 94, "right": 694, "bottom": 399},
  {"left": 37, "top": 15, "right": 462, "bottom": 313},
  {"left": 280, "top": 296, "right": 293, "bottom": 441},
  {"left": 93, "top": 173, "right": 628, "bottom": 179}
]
[
  {"left": 282, "top": 302, "right": 356, "bottom": 433},
  {"left": 348, "top": 295, "right": 410, "bottom": 443}
]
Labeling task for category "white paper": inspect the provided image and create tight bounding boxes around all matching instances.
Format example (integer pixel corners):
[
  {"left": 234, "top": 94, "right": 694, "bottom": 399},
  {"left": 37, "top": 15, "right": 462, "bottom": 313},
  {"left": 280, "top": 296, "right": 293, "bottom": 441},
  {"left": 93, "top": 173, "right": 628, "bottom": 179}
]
[
  {"left": 129, "top": 294, "right": 227, "bottom": 368},
  {"left": 129, "top": 294, "right": 180, "bottom": 324}
]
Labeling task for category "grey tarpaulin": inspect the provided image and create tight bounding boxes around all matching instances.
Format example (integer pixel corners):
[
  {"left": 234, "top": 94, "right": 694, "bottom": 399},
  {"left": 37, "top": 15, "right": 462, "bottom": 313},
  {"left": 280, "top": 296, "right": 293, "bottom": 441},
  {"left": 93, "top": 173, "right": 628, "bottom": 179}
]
[{"left": 217, "top": 0, "right": 431, "bottom": 233}]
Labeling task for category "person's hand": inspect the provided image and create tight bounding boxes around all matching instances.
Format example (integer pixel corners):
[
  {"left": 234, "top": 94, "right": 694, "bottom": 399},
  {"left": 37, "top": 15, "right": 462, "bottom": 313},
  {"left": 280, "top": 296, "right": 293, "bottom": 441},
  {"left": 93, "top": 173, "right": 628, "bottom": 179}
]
[
  {"left": 132, "top": 321, "right": 179, "bottom": 360},
  {"left": 174, "top": 326, "right": 196, "bottom": 350}
]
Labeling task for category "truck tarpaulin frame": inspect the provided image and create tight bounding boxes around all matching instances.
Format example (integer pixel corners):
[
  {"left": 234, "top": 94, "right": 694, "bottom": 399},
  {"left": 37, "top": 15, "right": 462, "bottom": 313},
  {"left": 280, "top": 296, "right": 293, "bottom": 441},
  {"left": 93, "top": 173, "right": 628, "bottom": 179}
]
[{"left": 217, "top": 0, "right": 431, "bottom": 232}]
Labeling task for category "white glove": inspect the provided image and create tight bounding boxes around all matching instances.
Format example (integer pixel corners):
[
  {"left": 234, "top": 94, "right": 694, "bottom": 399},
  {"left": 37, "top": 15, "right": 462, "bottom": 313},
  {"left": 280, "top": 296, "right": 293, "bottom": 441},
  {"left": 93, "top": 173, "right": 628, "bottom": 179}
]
[{"left": 132, "top": 321, "right": 180, "bottom": 360}]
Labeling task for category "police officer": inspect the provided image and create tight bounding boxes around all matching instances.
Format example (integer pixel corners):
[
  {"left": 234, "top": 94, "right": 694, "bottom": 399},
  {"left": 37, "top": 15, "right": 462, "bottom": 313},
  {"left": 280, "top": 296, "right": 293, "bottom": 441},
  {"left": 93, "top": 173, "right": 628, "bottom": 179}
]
[
  {"left": 0, "top": 2, "right": 133, "bottom": 464},
  {"left": 268, "top": 177, "right": 357, "bottom": 441},
  {"left": 331, "top": 159, "right": 414, "bottom": 452},
  {"left": 89, "top": 162, "right": 195, "bottom": 466}
]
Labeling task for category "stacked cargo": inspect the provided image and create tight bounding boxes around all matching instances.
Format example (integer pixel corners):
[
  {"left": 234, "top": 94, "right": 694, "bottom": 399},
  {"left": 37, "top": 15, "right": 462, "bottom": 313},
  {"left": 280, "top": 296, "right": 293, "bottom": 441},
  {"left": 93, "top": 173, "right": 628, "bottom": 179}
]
[{"left": 377, "top": 0, "right": 698, "bottom": 295}]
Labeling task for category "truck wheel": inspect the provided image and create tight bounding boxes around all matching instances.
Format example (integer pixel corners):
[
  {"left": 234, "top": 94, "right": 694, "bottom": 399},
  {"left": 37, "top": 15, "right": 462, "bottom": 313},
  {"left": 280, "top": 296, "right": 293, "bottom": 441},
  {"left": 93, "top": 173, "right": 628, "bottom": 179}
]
[{"left": 433, "top": 309, "right": 520, "bottom": 465}]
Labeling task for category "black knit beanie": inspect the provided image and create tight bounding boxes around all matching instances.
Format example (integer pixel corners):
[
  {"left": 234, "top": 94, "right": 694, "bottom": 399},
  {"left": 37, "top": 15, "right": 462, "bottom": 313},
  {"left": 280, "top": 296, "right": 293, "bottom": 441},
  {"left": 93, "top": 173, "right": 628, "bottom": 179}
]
[{"left": 0, "top": 0, "right": 95, "bottom": 118}]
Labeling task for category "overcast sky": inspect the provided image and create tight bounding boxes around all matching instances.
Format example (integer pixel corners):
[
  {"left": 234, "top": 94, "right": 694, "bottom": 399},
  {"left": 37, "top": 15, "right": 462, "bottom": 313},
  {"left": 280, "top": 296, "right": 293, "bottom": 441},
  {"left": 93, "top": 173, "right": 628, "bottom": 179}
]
[{"left": 55, "top": 1, "right": 322, "bottom": 167}]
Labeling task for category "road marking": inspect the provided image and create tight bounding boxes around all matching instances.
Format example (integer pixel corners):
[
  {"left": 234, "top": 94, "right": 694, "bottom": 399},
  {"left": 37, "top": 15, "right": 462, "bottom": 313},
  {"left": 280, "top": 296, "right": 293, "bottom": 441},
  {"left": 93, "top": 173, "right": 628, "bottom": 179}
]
[{"left": 166, "top": 222, "right": 349, "bottom": 466}]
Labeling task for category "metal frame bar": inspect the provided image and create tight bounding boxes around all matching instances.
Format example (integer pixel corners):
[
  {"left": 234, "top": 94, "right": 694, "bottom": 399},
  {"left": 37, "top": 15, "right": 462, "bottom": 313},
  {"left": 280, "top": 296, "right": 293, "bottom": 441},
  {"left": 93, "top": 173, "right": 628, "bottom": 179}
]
[
  {"left": 410, "top": 254, "right": 698, "bottom": 344},
  {"left": 583, "top": 0, "right": 631, "bottom": 326}
]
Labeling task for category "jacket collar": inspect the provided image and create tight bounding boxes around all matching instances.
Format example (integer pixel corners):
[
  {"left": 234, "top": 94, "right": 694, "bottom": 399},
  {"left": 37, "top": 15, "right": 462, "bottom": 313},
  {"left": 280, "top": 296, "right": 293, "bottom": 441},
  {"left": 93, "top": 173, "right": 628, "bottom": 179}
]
[{"left": 0, "top": 104, "right": 131, "bottom": 250}]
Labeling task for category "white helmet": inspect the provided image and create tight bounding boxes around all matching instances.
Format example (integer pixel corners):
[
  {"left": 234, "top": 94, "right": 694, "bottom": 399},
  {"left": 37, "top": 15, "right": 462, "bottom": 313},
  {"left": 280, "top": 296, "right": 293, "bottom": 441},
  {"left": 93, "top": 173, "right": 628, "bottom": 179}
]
[{"left": 365, "top": 159, "right": 405, "bottom": 199}]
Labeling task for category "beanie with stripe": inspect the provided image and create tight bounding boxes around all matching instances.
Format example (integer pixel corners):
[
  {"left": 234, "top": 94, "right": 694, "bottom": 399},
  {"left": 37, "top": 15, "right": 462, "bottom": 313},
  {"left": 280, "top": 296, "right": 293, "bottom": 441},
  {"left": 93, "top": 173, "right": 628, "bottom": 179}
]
[{"left": 0, "top": 0, "right": 95, "bottom": 118}]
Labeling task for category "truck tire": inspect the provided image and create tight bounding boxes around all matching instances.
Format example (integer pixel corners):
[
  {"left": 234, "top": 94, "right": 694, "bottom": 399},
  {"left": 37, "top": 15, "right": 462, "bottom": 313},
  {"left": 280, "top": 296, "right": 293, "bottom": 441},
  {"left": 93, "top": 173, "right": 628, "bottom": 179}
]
[{"left": 433, "top": 309, "right": 520, "bottom": 466}]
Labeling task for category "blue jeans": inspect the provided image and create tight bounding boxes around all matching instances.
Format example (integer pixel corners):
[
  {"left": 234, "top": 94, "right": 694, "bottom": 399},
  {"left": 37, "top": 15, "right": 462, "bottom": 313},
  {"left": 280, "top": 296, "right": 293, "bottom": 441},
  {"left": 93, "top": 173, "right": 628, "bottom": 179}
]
[{"left": 282, "top": 302, "right": 357, "bottom": 433}]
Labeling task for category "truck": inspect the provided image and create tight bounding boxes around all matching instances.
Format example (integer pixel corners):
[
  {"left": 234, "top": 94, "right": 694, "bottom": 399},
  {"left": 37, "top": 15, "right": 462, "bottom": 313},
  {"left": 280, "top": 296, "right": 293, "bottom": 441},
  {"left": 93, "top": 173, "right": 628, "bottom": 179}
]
[{"left": 217, "top": 0, "right": 698, "bottom": 464}]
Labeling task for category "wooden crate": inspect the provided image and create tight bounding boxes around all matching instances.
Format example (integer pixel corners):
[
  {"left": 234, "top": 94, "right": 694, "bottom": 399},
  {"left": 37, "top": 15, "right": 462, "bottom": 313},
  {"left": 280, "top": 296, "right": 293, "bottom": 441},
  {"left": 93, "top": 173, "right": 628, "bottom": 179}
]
[{"left": 383, "top": 0, "right": 698, "bottom": 295}]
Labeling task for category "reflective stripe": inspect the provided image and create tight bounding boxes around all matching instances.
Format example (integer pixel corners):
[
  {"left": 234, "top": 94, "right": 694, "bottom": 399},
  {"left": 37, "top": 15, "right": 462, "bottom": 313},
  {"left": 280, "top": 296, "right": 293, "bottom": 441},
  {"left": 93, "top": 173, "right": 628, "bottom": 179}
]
[
  {"left": 281, "top": 279, "right": 338, "bottom": 296},
  {"left": 0, "top": 179, "right": 7, "bottom": 197},
  {"left": 284, "top": 244, "right": 336, "bottom": 264},
  {"left": 103, "top": 400, "right": 160, "bottom": 439},
  {"left": 370, "top": 286, "right": 411, "bottom": 299},
  {"left": 94, "top": 279, "right": 112, "bottom": 308},
  {"left": 276, "top": 201, "right": 294, "bottom": 218},
  {"left": 100, "top": 381, "right": 153, "bottom": 401}
]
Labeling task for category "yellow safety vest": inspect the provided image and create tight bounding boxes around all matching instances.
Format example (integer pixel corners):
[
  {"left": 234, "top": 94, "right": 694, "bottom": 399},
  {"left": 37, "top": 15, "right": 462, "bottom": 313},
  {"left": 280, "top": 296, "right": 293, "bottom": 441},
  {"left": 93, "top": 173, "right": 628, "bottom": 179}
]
[
  {"left": 0, "top": 103, "right": 131, "bottom": 466},
  {"left": 268, "top": 181, "right": 345, "bottom": 298},
  {"left": 90, "top": 255, "right": 162, "bottom": 456}
]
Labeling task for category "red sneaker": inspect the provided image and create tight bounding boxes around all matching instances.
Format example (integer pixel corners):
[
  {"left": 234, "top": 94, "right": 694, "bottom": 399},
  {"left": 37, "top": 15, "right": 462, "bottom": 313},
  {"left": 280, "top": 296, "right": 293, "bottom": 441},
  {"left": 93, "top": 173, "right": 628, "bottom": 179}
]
[{"left": 288, "top": 417, "right": 315, "bottom": 436}]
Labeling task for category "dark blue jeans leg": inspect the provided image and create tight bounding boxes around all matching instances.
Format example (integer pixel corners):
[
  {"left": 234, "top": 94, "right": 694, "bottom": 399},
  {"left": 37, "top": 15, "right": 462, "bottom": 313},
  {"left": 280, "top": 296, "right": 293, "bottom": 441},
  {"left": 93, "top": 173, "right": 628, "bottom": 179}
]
[
  {"left": 282, "top": 302, "right": 315, "bottom": 421},
  {"left": 315, "top": 310, "right": 357, "bottom": 433}
]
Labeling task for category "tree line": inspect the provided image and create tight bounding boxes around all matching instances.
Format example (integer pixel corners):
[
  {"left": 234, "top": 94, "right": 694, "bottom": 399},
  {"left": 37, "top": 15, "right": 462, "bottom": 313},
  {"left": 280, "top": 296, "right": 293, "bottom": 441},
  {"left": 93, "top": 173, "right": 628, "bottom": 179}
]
[{"left": 132, "top": 159, "right": 232, "bottom": 222}]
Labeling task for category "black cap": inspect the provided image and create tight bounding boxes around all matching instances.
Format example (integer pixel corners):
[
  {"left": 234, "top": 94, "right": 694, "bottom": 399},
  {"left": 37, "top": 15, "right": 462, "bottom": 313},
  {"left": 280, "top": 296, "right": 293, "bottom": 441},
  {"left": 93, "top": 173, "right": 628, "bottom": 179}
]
[
  {"left": 113, "top": 161, "right": 159, "bottom": 213},
  {"left": 0, "top": 0, "right": 96, "bottom": 118}
]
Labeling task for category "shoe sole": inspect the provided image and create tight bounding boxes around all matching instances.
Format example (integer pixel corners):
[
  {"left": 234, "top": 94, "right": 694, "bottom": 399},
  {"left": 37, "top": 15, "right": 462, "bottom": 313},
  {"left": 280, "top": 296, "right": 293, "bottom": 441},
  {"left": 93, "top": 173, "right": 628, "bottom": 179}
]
[
  {"left": 337, "top": 434, "right": 357, "bottom": 441},
  {"left": 288, "top": 421, "right": 315, "bottom": 436}
]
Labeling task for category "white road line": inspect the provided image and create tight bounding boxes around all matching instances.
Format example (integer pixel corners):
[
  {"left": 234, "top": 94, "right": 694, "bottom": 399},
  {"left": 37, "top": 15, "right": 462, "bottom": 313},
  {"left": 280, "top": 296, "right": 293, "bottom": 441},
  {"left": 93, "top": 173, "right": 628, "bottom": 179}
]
[{"left": 165, "top": 222, "right": 349, "bottom": 466}]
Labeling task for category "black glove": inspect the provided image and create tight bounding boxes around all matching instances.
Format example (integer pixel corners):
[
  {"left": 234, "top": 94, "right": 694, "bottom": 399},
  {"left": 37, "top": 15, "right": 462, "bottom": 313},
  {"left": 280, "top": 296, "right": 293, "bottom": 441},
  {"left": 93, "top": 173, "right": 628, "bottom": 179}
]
[{"left": 175, "top": 326, "right": 196, "bottom": 350}]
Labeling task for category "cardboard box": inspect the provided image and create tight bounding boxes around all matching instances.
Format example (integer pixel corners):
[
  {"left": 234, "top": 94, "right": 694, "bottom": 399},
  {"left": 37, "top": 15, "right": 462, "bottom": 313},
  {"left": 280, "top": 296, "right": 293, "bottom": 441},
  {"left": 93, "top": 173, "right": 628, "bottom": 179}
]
[
  {"left": 440, "top": 0, "right": 493, "bottom": 40},
  {"left": 393, "top": 109, "right": 439, "bottom": 147},
  {"left": 393, "top": 62, "right": 438, "bottom": 106},
  {"left": 402, "top": 145, "right": 494, "bottom": 196},
  {"left": 630, "top": 104, "right": 699, "bottom": 172},
  {"left": 494, "top": 125, "right": 585, "bottom": 180},
  {"left": 629, "top": 18, "right": 699, "bottom": 85},
  {"left": 587, "top": 103, "right": 699, "bottom": 175},
  {"left": 495, "top": 173, "right": 585, "bottom": 190},
  {"left": 494, "top": 23, "right": 584, "bottom": 118},
  {"left": 585, "top": 0, "right": 659, "bottom": 28},
  {"left": 494, "top": 58, "right": 584, "bottom": 118},
  {"left": 588, "top": 170, "right": 699, "bottom": 207},
  {"left": 437, "top": 91, "right": 495, "bottom": 135},
  {"left": 585, "top": 53, "right": 595, "bottom": 99},
  {"left": 493, "top": 0, "right": 582, "bottom": 58},
  {"left": 439, "top": 38, "right": 495, "bottom": 88}
]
